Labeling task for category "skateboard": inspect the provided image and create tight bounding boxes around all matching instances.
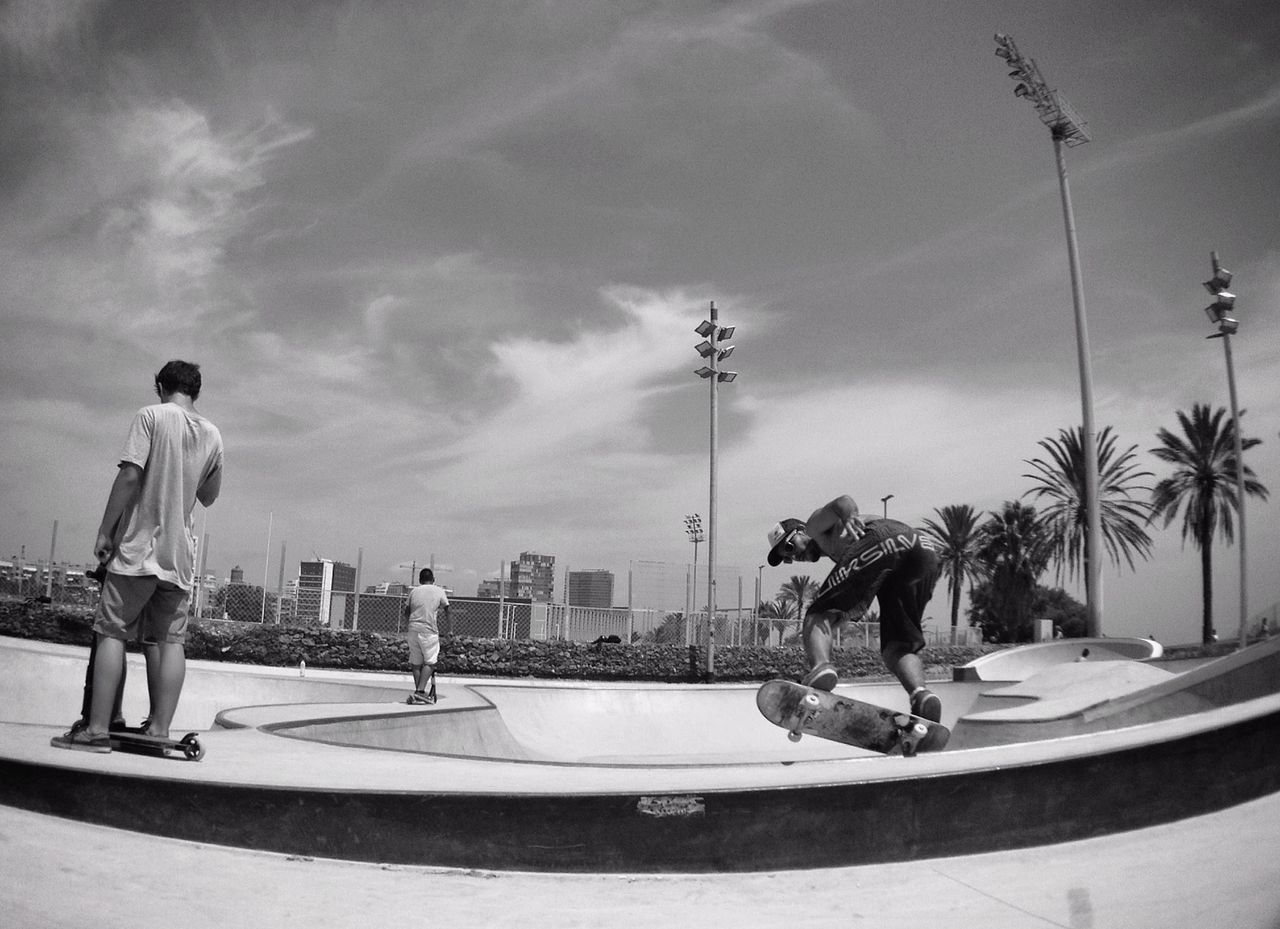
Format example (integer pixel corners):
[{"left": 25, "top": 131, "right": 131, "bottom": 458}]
[
  {"left": 108, "top": 730, "right": 206, "bottom": 761},
  {"left": 756, "top": 679, "right": 950, "bottom": 756}
]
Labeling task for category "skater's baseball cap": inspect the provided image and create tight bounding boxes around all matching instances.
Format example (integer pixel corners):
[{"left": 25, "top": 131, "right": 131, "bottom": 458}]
[{"left": 766, "top": 518, "right": 807, "bottom": 566}]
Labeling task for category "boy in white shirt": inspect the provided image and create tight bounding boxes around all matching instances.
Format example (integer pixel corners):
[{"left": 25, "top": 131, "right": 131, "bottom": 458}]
[
  {"left": 403, "top": 568, "right": 449, "bottom": 704},
  {"left": 53, "top": 360, "right": 223, "bottom": 752}
]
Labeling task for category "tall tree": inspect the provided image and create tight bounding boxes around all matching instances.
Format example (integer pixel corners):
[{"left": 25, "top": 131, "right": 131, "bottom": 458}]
[
  {"left": 922, "top": 504, "right": 984, "bottom": 643},
  {"left": 975, "top": 501, "right": 1050, "bottom": 642},
  {"left": 1022, "top": 425, "right": 1156, "bottom": 606},
  {"left": 1149, "top": 403, "right": 1269, "bottom": 644}
]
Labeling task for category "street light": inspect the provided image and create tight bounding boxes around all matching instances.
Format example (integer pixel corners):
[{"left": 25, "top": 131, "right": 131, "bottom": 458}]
[
  {"left": 755, "top": 564, "right": 765, "bottom": 646},
  {"left": 683, "top": 513, "right": 704, "bottom": 638},
  {"left": 880, "top": 494, "right": 894, "bottom": 518},
  {"left": 694, "top": 301, "right": 738, "bottom": 679},
  {"left": 1203, "top": 251, "right": 1249, "bottom": 649},
  {"left": 994, "top": 33, "right": 1103, "bottom": 637}
]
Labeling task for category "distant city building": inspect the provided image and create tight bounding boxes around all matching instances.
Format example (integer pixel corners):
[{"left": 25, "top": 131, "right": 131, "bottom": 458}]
[
  {"left": 567, "top": 569, "right": 614, "bottom": 608},
  {"left": 229, "top": 565, "right": 245, "bottom": 585},
  {"left": 367, "top": 582, "right": 410, "bottom": 596},
  {"left": 510, "top": 552, "right": 555, "bottom": 602},
  {"left": 476, "top": 577, "right": 517, "bottom": 599},
  {"left": 296, "top": 559, "right": 357, "bottom": 627}
]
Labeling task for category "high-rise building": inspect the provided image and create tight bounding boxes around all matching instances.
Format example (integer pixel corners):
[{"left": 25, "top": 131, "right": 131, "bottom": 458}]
[
  {"left": 510, "top": 551, "right": 554, "bottom": 602},
  {"left": 296, "top": 559, "right": 358, "bottom": 627},
  {"left": 567, "top": 569, "right": 614, "bottom": 608}
]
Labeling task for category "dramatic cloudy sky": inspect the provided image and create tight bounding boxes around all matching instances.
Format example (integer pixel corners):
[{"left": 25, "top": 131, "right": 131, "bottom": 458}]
[{"left": 2, "top": 0, "right": 1277, "bottom": 645}]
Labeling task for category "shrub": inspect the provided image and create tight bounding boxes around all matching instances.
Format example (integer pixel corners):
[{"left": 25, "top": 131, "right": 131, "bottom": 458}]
[{"left": 0, "top": 600, "right": 1000, "bottom": 682}]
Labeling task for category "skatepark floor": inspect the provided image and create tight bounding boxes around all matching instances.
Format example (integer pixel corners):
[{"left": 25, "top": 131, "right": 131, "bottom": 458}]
[
  {"left": 5, "top": 635, "right": 1280, "bottom": 927},
  {"left": 5, "top": 790, "right": 1280, "bottom": 929}
]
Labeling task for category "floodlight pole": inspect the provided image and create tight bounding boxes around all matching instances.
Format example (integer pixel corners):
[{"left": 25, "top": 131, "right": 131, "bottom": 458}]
[
  {"left": 1054, "top": 131, "right": 1103, "bottom": 638},
  {"left": 1203, "top": 251, "right": 1248, "bottom": 648},
  {"left": 693, "top": 301, "right": 738, "bottom": 679},
  {"left": 684, "top": 514, "right": 704, "bottom": 643},
  {"left": 995, "top": 33, "right": 1102, "bottom": 637},
  {"left": 1222, "top": 330, "right": 1248, "bottom": 648},
  {"left": 706, "top": 303, "right": 722, "bottom": 680}
]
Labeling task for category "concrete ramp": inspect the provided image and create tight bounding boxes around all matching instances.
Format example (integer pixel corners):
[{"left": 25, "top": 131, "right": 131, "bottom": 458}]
[
  {"left": 270, "top": 683, "right": 875, "bottom": 764},
  {"left": 952, "top": 636, "right": 1280, "bottom": 748},
  {"left": 6, "top": 635, "right": 1280, "bottom": 873},
  {"left": 0, "top": 637, "right": 409, "bottom": 730},
  {"left": 953, "top": 637, "right": 1163, "bottom": 682},
  {"left": 276, "top": 705, "right": 549, "bottom": 761}
]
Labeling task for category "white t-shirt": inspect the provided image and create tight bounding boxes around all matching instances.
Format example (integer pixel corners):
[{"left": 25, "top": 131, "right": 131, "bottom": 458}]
[
  {"left": 406, "top": 584, "right": 449, "bottom": 633},
  {"left": 109, "top": 402, "right": 223, "bottom": 589}
]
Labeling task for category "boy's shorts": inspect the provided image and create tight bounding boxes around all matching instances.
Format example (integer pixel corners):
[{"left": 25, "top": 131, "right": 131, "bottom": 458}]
[
  {"left": 809, "top": 537, "right": 941, "bottom": 656},
  {"left": 874, "top": 546, "right": 941, "bottom": 656},
  {"left": 406, "top": 626, "right": 440, "bottom": 665},
  {"left": 94, "top": 573, "right": 190, "bottom": 645}
]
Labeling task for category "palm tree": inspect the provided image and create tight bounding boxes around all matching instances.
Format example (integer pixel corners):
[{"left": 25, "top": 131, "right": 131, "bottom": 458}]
[
  {"left": 1149, "top": 403, "right": 1269, "bottom": 644},
  {"left": 975, "top": 501, "right": 1050, "bottom": 642},
  {"left": 755, "top": 599, "right": 789, "bottom": 646},
  {"left": 777, "top": 575, "right": 818, "bottom": 631},
  {"left": 1022, "top": 425, "right": 1156, "bottom": 617},
  {"left": 921, "top": 504, "right": 984, "bottom": 643}
]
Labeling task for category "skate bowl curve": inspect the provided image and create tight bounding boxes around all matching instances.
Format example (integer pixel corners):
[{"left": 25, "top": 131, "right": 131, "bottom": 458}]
[
  {"left": 952, "top": 636, "right": 1163, "bottom": 681},
  {"left": 3, "top": 635, "right": 1280, "bottom": 872}
]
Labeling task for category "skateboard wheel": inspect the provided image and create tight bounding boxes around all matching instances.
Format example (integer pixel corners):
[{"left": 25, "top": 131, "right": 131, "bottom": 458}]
[
  {"left": 802, "top": 693, "right": 821, "bottom": 709},
  {"left": 180, "top": 733, "right": 205, "bottom": 761},
  {"left": 788, "top": 731, "right": 803, "bottom": 743}
]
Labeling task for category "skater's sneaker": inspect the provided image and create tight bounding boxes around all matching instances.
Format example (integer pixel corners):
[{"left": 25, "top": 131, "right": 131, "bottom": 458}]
[
  {"left": 910, "top": 687, "right": 942, "bottom": 723},
  {"left": 405, "top": 691, "right": 431, "bottom": 705},
  {"left": 70, "top": 716, "right": 130, "bottom": 734},
  {"left": 51, "top": 727, "right": 111, "bottom": 753},
  {"left": 801, "top": 662, "right": 839, "bottom": 692}
]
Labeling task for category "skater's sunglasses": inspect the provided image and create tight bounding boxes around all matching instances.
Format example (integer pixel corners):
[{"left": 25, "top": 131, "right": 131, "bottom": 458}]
[{"left": 778, "top": 533, "right": 806, "bottom": 559}]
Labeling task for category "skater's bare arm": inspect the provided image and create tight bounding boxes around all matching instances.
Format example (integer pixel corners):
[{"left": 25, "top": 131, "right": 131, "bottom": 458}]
[
  {"left": 197, "top": 465, "right": 221, "bottom": 507},
  {"left": 95, "top": 463, "right": 142, "bottom": 562}
]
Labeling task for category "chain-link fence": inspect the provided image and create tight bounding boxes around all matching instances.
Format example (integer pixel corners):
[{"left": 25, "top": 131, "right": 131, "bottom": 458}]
[
  {"left": 7, "top": 559, "right": 984, "bottom": 649},
  {"left": 203, "top": 582, "right": 668, "bottom": 643},
  {"left": 0, "top": 567, "right": 100, "bottom": 608}
]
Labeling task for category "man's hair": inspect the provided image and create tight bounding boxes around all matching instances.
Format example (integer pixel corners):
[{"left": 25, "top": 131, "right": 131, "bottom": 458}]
[
  {"left": 419, "top": 568, "right": 434, "bottom": 584},
  {"left": 155, "top": 360, "right": 202, "bottom": 399}
]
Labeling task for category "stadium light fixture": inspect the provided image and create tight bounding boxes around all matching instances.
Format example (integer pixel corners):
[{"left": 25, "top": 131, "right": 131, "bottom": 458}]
[{"left": 994, "top": 32, "right": 1101, "bottom": 637}]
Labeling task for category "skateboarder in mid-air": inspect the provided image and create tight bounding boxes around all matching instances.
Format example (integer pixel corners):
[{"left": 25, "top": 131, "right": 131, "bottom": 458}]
[{"left": 766, "top": 495, "right": 944, "bottom": 723}]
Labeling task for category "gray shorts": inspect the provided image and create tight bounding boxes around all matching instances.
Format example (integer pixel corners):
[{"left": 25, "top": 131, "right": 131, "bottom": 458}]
[
  {"left": 94, "top": 572, "right": 190, "bottom": 645},
  {"left": 406, "top": 625, "right": 440, "bottom": 665}
]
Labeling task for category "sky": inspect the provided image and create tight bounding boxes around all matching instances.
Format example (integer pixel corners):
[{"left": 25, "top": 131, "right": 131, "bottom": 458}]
[{"left": 1, "top": 0, "right": 1277, "bottom": 646}]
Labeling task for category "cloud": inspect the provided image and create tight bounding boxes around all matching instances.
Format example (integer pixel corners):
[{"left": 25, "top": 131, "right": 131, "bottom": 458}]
[
  {"left": 100, "top": 103, "right": 311, "bottom": 298},
  {"left": 407, "top": 288, "right": 718, "bottom": 512},
  {"left": 0, "top": 0, "right": 100, "bottom": 70}
]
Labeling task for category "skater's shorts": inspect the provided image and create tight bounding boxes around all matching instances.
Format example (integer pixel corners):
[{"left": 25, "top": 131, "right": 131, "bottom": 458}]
[
  {"left": 407, "top": 625, "right": 440, "bottom": 665},
  {"left": 94, "top": 573, "right": 190, "bottom": 645},
  {"left": 809, "top": 534, "right": 942, "bottom": 659}
]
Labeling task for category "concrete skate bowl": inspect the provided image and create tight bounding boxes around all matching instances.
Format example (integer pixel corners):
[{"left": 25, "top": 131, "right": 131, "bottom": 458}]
[
  {"left": 253, "top": 682, "right": 896, "bottom": 765},
  {"left": 952, "top": 636, "right": 1163, "bottom": 682},
  {"left": 0, "top": 637, "right": 408, "bottom": 730},
  {"left": 4, "top": 636, "right": 1280, "bottom": 872}
]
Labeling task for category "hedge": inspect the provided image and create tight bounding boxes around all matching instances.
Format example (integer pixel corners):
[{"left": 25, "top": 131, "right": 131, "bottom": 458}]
[{"left": 0, "top": 600, "right": 1000, "bottom": 683}]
